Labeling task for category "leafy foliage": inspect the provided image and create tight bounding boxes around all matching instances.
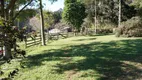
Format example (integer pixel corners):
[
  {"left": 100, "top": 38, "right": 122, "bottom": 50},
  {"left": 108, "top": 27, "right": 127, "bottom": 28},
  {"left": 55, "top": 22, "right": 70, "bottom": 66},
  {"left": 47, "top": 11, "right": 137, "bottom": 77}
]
[
  {"left": 17, "top": 9, "right": 37, "bottom": 21},
  {"left": 82, "top": 0, "right": 136, "bottom": 25},
  {"left": 131, "top": 0, "right": 142, "bottom": 8},
  {"left": 62, "top": 0, "right": 86, "bottom": 31},
  {"left": 36, "top": 11, "right": 55, "bottom": 28},
  {"left": 115, "top": 17, "right": 142, "bottom": 37},
  {"left": 53, "top": 9, "right": 62, "bottom": 23}
]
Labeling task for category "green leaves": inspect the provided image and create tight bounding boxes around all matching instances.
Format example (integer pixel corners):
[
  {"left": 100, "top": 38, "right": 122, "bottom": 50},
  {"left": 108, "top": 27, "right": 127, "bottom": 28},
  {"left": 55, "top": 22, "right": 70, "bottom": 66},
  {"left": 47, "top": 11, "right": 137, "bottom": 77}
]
[
  {"left": 43, "top": 11, "right": 55, "bottom": 28},
  {"left": 131, "top": 0, "right": 142, "bottom": 8},
  {"left": 17, "top": 9, "right": 37, "bottom": 21},
  {"left": 62, "top": 0, "right": 86, "bottom": 31},
  {"left": 81, "top": 0, "right": 136, "bottom": 25}
]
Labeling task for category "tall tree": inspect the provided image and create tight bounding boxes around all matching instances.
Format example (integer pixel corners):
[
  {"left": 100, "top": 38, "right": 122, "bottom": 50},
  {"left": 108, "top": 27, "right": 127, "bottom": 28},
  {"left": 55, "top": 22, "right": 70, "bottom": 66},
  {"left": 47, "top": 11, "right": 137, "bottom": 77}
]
[
  {"left": 62, "top": 0, "right": 86, "bottom": 32},
  {"left": 39, "top": 0, "right": 46, "bottom": 45},
  {"left": 82, "top": 0, "right": 136, "bottom": 26},
  {"left": 94, "top": 0, "right": 97, "bottom": 34},
  {"left": 118, "top": 0, "right": 121, "bottom": 27}
]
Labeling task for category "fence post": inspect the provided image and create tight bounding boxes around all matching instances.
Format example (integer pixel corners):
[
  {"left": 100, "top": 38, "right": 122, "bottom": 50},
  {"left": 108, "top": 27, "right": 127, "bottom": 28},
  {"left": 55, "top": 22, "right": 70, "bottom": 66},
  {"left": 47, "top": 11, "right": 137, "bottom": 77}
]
[
  {"left": 34, "top": 37, "right": 36, "bottom": 45},
  {"left": 2, "top": 46, "right": 3, "bottom": 55},
  {"left": 45, "top": 32, "right": 48, "bottom": 42},
  {"left": 40, "top": 33, "right": 42, "bottom": 45},
  {"left": 25, "top": 36, "right": 27, "bottom": 48}
]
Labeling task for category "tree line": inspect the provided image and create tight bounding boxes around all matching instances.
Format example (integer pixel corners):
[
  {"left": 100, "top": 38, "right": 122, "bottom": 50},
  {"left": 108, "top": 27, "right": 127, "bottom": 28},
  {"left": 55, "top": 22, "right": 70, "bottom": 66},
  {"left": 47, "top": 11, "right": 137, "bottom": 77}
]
[{"left": 62, "top": 0, "right": 142, "bottom": 35}]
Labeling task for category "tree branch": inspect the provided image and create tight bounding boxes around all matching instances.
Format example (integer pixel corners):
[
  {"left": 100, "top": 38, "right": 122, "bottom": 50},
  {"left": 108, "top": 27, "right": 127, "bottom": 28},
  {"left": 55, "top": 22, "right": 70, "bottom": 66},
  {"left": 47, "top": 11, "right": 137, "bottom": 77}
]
[
  {"left": 6, "top": 0, "right": 17, "bottom": 10},
  {"left": 12, "top": 0, "right": 34, "bottom": 21}
]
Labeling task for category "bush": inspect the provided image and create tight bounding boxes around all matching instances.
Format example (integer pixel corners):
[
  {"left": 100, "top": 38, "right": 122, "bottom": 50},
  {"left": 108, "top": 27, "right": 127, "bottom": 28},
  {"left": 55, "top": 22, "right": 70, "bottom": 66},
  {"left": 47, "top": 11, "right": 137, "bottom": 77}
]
[
  {"left": 115, "top": 17, "right": 142, "bottom": 37},
  {"left": 97, "top": 23, "right": 116, "bottom": 34},
  {"left": 97, "top": 29, "right": 113, "bottom": 34}
]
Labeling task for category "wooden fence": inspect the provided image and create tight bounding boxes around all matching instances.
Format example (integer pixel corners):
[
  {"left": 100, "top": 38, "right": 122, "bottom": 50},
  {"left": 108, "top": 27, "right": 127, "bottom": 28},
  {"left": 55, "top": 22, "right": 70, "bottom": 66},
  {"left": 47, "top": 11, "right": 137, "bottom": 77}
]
[
  {"left": 24, "top": 31, "right": 74, "bottom": 48},
  {"left": 25, "top": 33, "right": 41, "bottom": 48}
]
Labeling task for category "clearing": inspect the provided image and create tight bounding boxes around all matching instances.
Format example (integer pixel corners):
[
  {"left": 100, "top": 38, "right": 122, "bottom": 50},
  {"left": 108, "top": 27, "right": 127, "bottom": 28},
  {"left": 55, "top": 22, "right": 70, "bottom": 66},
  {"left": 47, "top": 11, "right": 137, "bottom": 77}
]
[{"left": 1, "top": 35, "right": 142, "bottom": 80}]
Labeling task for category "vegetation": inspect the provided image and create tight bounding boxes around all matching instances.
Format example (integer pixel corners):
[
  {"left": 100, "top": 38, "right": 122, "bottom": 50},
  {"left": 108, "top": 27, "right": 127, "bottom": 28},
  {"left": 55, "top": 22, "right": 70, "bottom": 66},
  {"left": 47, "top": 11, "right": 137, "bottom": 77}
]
[
  {"left": 116, "top": 17, "right": 142, "bottom": 37},
  {"left": 81, "top": 0, "right": 136, "bottom": 25},
  {"left": 62, "top": 0, "right": 86, "bottom": 31},
  {"left": 17, "top": 9, "right": 37, "bottom": 22},
  {"left": 1, "top": 35, "right": 142, "bottom": 80},
  {"left": 0, "top": 0, "right": 57, "bottom": 59},
  {"left": 1, "top": 0, "right": 142, "bottom": 80}
]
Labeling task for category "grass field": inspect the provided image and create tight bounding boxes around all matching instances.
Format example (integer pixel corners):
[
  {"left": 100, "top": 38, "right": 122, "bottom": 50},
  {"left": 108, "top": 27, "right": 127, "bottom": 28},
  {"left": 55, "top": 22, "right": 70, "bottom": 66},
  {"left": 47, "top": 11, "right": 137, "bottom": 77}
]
[{"left": 1, "top": 35, "right": 142, "bottom": 80}]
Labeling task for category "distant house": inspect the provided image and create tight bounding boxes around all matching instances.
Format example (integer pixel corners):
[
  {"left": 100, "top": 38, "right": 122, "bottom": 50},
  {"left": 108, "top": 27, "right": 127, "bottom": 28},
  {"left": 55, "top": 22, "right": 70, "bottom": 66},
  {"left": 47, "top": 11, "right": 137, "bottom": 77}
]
[
  {"left": 53, "top": 22, "right": 72, "bottom": 32},
  {"left": 49, "top": 28, "right": 61, "bottom": 35}
]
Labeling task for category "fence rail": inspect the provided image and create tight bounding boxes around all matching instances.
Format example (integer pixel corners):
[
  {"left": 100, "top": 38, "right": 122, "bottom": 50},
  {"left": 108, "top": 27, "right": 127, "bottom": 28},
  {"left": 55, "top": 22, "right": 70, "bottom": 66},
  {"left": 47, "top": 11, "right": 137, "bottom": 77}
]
[
  {"left": 25, "top": 34, "right": 41, "bottom": 48},
  {"left": 24, "top": 32, "right": 74, "bottom": 48}
]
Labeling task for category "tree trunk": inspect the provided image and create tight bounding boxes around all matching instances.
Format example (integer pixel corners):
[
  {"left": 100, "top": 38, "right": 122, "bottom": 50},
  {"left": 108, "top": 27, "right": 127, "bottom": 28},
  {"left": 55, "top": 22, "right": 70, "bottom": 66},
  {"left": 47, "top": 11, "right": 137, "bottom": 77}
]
[
  {"left": 39, "top": 0, "right": 46, "bottom": 45},
  {"left": 0, "top": 0, "right": 32, "bottom": 60},
  {"left": 0, "top": 0, "right": 12, "bottom": 60},
  {"left": 3, "top": 45, "right": 12, "bottom": 60},
  {"left": 118, "top": 0, "right": 121, "bottom": 27},
  {"left": 94, "top": 0, "right": 97, "bottom": 34}
]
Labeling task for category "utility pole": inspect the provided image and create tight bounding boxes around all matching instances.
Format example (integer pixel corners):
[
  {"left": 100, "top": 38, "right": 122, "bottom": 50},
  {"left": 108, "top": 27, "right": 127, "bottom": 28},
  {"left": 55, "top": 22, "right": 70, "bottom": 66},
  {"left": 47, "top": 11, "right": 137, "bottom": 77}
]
[{"left": 39, "top": 0, "right": 46, "bottom": 45}]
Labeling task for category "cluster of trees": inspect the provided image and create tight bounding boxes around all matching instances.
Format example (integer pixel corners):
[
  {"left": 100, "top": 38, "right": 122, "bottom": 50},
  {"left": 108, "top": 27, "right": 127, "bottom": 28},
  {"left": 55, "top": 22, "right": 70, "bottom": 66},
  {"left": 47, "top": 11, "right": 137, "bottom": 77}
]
[
  {"left": 39, "top": 9, "right": 62, "bottom": 29},
  {"left": 62, "top": 0, "right": 142, "bottom": 35},
  {"left": 62, "top": 0, "right": 86, "bottom": 32}
]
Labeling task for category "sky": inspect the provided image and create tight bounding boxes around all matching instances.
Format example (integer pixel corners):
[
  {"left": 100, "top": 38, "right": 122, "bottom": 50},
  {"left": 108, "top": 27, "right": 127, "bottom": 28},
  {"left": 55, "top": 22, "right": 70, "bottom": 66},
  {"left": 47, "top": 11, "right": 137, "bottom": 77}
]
[{"left": 43, "top": 0, "right": 64, "bottom": 12}]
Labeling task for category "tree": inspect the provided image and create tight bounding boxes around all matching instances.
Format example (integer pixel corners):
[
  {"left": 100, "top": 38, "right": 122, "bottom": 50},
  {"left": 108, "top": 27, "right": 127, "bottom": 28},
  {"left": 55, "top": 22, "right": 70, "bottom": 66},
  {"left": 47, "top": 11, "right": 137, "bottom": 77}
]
[
  {"left": 62, "top": 0, "right": 86, "bottom": 32},
  {"left": 17, "top": 9, "right": 37, "bottom": 22},
  {"left": 0, "top": 0, "right": 58, "bottom": 59},
  {"left": 132, "top": 0, "right": 142, "bottom": 8},
  {"left": 39, "top": 0, "right": 58, "bottom": 45},
  {"left": 118, "top": 0, "right": 121, "bottom": 27},
  {"left": 44, "top": 11, "right": 55, "bottom": 28},
  {"left": 82, "top": 0, "right": 136, "bottom": 25},
  {"left": 36, "top": 11, "right": 55, "bottom": 28},
  {"left": 39, "top": 0, "right": 46, "bottom": 46},
  {"left": 131, "top": 0, "right": 142, "bottom": 17},
  {"left": 0, "top": 0, "right": 35, "bottom": 59},
  {"left": 53, "top": 9, "right": 62, "bottom": 23}
]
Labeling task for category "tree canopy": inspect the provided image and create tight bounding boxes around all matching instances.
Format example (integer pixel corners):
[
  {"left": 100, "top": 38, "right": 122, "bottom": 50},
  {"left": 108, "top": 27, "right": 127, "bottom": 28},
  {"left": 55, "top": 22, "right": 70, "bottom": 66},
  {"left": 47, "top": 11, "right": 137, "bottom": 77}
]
[{"left": 62, "top": 0, "right": 86, "bottom": 31}]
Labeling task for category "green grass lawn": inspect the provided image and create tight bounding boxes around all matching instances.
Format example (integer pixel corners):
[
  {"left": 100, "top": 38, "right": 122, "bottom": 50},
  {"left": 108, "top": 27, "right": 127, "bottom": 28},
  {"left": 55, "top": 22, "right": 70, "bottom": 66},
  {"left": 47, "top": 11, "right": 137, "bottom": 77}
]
[{"left": 1, "top": 35, "right": 142, "bottom": 80}]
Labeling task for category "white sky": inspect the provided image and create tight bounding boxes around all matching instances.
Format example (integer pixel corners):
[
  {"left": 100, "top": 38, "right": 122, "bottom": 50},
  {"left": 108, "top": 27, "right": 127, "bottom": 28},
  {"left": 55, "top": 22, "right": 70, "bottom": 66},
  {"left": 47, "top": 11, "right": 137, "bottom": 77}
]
[{"left": 43, "top": 0, "right": 64, "bottom": 11}]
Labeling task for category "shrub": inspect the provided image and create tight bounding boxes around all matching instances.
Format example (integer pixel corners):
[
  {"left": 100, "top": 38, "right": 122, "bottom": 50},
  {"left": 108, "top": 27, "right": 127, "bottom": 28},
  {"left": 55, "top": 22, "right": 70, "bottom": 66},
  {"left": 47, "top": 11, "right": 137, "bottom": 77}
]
[
  {"left": 97, "top": 29, "right": 113, "bottom": 34},
  {"left": 115, "top": 17, "right": 142, "bottom": 37}
]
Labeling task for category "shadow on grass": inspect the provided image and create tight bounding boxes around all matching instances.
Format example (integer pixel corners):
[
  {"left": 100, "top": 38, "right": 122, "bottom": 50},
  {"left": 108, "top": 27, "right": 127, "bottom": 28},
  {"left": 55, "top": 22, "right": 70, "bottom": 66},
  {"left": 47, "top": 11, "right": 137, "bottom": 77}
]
[
  {"left": 89, "top": 33, "right": 113, "bottom": 37},
  {"left": 24, "top": 39, "right": 142, "bottom": 80},
  {"left": 73, "top": 38, "right": 96, "bottom": 41}
]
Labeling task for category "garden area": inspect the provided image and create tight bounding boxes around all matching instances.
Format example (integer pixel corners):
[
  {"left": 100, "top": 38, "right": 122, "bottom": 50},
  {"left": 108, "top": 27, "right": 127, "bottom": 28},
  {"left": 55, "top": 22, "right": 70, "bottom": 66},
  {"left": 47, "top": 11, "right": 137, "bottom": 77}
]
[{"left": 0, "top": 0, "right": 142, "bottom": 80}]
